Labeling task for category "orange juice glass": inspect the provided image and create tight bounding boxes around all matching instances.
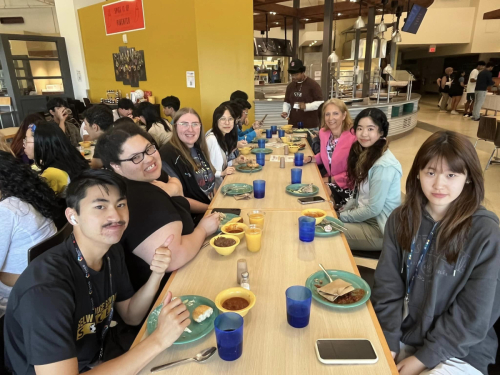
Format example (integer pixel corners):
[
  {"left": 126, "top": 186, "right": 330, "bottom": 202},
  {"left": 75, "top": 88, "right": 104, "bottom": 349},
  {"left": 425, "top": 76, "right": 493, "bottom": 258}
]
[
  {"left": 247, "top": 210, "right": 265, "bottom": 229},
  {"left": 245, "top": 225, "right": 262, "bottom": 252}
]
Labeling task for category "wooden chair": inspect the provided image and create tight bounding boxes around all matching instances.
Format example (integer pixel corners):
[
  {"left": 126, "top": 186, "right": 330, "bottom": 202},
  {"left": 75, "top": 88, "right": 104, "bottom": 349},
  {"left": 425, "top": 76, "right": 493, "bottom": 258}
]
[
  {"left": 27, "top": 223, "right": 73, "bottom": 264},
  {"left": 357, "top": 265, "right": 376, "bottom": 291},
  {"left": 83, "top": 98, "right": 92, "bottom": 109},
  {"left": 474, "top": 116, "right": 497, "bottom": 148},
  {"left": 483, "top": 121, "right": 500, "bottom": 171},
  {"left": 0, "top": 97, "right": 16, "bottom": 129}
]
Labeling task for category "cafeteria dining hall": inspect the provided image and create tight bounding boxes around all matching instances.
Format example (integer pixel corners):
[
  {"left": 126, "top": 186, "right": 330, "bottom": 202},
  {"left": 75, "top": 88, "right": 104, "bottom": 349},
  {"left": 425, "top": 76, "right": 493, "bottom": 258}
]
[{"left": 2, "top": 0, "right": 500, "bottom": 374}]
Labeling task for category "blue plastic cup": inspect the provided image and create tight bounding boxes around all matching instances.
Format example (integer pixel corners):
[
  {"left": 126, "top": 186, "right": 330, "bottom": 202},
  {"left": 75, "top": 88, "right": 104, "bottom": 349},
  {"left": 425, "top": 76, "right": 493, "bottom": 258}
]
[
  {"left": 298, "top": 216, "right": 315, "bottom": 242},
  {"left": 298, "top": 121, "right": 304, "bottom": 129},
  {"left": 266, "top": 129, "right": 272, "bottom": 138},
  {"left": 214, "top": 312, "right": 244, "bottom": 361},
  {"left": 253, "top": 180, "right": 266, "bottom": 199},
  {"left": 278, "top": 129, "right": 285, "bottom": 138},
  {"left": 286, "top": 286, "right": 312, "bottom": 328},
  {"left": 257, "top": 139, "right": 265, "bottom": 149},
  {"left": 255, "top": 153, "right": 265, "bottom": 166},
  {"left": 291, "top": 168, "right": 302, "bottom": 184},
  {"left": 294, "top": 152, "right": 304, "bottom": 166},
  {"left": 271, "top": 125, "right": 277, "bottom": 134}
]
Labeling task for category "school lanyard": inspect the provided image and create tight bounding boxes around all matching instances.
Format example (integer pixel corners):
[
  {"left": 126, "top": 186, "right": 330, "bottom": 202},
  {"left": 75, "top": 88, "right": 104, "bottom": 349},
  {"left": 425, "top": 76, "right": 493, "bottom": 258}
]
[
  {"left": 405, "top": 222, "right": 439, "bottom": 303},
  {"left": 72, "top": 234, "right": 114, "bottom": 363}
]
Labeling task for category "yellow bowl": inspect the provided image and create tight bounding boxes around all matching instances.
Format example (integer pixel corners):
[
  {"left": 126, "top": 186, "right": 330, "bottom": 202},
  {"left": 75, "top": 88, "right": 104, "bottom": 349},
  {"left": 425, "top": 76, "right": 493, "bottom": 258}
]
[
  {"left": 239, "top": 147, "right": 252, "bottom": 155},
  {"left": 220, "top": 222, "right": 248, "bottom": 240},
  {"left": 215, "top": 287, "right": 256, "bottom": 317},
  {"left": 210, "top": 234, "right": 240, "bottom": 256},
  {"left": 301, "top": 208, "right": 327, "bottom": 225},
  {"left": 288, "top": 145, "right": 299, "bottom": 153},
  {"left": 79, "top": 141, "right": 91, "bottom": 148},
  {"left": 281, "top": 125, "right": 293, "bottom": 131}
]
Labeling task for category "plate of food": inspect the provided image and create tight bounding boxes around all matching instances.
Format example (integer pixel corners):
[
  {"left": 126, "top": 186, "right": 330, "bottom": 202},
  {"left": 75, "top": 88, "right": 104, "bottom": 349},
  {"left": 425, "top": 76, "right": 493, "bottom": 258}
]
[
  {"left": 293, "top": 129, "right": 309, "bottom": 133},
  {"left": 214, "top": 212, "right": 240, "bottom": 234},
  {"left": 250, "top": 138, "right": 269, "bottom": 144},
  {"left": 285, "top": 183, "right": 319, "bottom": 197},
  {"left": 146, "top": 295, "right": 219, "bottom": 344},
  {"left": 251, "top": 148, "right": 273, "bottom": 154},
  {"left": 235, "top": 161, "right": 263, "bottom": 173},
  {"left": 290, "top": 142, "right": 306, "bottom": 150},
  {"left": 315, "top": 216, "right": 344, "bottom": 237},
  {"left": 84, "top": 150, "right": 91, "bottom": 156},
  {"left": 305, "top": 270, "right": 371, "bottom": 309},
  {"left": 221, "top": 183, "right": 253, "bottom": 196}
]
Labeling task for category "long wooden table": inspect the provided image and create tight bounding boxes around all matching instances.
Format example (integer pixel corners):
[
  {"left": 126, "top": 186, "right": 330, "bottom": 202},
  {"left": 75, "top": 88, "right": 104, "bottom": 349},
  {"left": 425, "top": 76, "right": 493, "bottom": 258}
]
[
  {"left": 0, "top": 126, "right": 19, "bottom": 140},
  {"left": 131, "top": 134, "right": 398, "bottom": 374}
]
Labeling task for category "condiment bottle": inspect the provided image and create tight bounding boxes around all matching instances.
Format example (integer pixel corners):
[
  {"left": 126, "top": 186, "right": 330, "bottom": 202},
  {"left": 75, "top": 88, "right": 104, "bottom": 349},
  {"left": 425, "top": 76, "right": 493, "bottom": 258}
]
[
  {"left": 284, "top": 145, "right": 289, "bottom": 155},
  {"left": 241, "top": 272, "right": 250, "bottom": 290},
  {"left": 237, "top": 259, "right": 248, "bottom": 284},
  {"left": 280, "top": 157, "right": 285, "bottom": 168}
]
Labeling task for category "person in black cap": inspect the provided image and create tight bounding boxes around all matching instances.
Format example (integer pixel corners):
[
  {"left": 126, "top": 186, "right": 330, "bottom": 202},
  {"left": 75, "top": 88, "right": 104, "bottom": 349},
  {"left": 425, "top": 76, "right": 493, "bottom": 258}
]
[{"left": 281, "top": 59, "right": 324, "bottom": 128}]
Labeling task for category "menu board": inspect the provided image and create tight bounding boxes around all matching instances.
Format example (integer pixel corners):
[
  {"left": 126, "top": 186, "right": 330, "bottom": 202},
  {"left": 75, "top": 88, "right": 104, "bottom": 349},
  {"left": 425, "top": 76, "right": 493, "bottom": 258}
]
[{"left": 103, "top": 0, "right": 145, "bottom": 36}]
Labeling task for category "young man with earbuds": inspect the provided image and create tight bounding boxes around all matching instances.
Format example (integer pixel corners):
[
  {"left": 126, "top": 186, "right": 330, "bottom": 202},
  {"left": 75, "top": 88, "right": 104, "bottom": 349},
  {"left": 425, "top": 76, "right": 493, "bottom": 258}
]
[{"left": 4, "top": 170, "right": 191, "bottom": 375}]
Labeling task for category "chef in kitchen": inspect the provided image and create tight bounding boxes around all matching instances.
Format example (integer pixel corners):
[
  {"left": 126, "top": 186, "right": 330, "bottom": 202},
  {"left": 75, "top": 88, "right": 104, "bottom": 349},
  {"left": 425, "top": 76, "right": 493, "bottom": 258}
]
[{"left": 281, "top": 59, "right": 324, "bottom": 129}]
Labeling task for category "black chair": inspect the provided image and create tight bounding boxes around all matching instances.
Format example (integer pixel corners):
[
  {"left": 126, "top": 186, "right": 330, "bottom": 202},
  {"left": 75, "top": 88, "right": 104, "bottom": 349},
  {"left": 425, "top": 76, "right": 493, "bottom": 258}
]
[
  {"left": 357, "top": 265, "right": 376, "bottom": 291},
  {"left": 27, "top": 223, "right": 73, "bottom": 264}
]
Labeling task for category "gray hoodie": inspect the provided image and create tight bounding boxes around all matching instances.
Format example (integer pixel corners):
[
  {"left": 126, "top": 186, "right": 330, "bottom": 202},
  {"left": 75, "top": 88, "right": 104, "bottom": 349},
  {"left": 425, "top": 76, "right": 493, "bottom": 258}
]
[{"left": 373, "top": 206, "right": 500, "bottom": 374}]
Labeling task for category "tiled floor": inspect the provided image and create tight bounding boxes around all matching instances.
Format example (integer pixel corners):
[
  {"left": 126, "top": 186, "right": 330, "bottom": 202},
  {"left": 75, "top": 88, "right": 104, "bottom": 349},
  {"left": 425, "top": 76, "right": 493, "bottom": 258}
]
[{"left": 355, "top": 95, "right": 500, "bottom": 270}]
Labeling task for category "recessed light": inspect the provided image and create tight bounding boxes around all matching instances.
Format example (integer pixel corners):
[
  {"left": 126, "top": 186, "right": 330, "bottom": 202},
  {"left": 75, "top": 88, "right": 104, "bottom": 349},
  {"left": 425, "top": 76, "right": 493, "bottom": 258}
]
[{"left": 338, "top": 13, "right": 342, "bottom": 16}]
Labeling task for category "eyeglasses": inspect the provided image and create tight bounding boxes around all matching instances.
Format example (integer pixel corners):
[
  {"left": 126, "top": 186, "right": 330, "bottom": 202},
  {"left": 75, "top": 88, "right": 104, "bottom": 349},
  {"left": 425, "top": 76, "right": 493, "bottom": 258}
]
[
  {"left": 22, "top": 138, "right": 34, "bottom": 146},
  {"left": 119, "top": 144, "right": 157, "bottom": 164},
  {"left": 177, "top": 122, "right": 201, "bottom": 129},
  {"left": 242, "top": 111, "right": 249, "bottom": 116},
  {"left": 219, "top": 117, "right": 234, "bottom": 123}
]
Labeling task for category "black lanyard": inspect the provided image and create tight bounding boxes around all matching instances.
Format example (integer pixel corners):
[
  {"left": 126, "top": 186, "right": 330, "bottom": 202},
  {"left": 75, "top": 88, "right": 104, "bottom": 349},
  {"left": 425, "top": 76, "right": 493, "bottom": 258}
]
[
  {"left": 405, "top": 222, "right": 438, "bottom": 302},
  {"left": 72, "top": 234, "right": 114, "bottom": 363}
]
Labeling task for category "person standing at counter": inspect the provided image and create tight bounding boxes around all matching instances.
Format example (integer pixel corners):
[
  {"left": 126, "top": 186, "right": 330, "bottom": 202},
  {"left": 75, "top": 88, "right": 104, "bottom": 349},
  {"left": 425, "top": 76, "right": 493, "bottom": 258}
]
[
  {"left": 471, "top": 62, "right": 496, "bottom": 122},
  {"left": 281, "top": 59, "right": 324, "bottom": 128},
  {"left": 439, "top": 67, "right": 453, "bottom": 113},
  {"left": 463, "top": 61, "right": 485, "bottom": 118}
]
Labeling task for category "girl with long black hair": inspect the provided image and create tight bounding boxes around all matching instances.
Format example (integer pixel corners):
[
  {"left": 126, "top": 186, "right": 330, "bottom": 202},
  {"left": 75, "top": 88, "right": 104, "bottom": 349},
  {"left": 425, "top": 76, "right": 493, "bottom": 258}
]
[
  {"left": 373, "top": 131, "right": 500, "bottom": 375},
  {"left": 0, "top": 151, "right": 59, "bottom": 318},
  {"left": 23, "top": 121, "right": 89, "bottom": 195},
  {"left": 339, "top": 108, "right": 402, "bottom": 251},
  {"left": 136, "top": 101, "right": 172, "bottom": 148},
  {"left": 206, "top": 103, "right": 247, "bottom": 186}
]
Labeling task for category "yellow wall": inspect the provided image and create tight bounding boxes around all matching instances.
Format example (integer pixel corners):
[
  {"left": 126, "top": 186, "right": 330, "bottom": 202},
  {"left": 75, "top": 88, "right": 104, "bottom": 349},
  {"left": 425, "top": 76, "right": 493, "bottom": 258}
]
[{"left": 78, "top": 0, "right": 254, "bottom": 130}]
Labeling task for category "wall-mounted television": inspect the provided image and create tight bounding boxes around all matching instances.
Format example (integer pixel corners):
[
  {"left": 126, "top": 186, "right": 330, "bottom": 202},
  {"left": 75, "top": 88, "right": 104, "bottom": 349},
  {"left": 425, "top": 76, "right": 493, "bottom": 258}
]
[{"left": 402, "top": 4, "right": 427, "bottom": 34}]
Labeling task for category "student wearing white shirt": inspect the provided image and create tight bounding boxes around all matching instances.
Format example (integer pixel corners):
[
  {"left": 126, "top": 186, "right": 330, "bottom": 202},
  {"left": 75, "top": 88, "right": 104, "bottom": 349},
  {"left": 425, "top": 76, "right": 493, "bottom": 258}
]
[
  {"left": 112, "top": 98, "right": 135, "bottom": 121},
  {"left": 463, "top": 61, "right": 485, "bottom": 118},
  {"left": 205, "top": 103, "right": 247, "bottom": 187}
]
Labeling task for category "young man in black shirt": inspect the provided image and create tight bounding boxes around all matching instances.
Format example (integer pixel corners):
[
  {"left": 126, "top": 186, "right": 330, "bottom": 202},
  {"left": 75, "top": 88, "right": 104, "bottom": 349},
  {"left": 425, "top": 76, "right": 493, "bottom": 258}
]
[
  {"left": 4, "top": 170, "right": 190, "bottom": 375},
  {"left": 83, "top": 105, "right": 114, "bottom": 170}
]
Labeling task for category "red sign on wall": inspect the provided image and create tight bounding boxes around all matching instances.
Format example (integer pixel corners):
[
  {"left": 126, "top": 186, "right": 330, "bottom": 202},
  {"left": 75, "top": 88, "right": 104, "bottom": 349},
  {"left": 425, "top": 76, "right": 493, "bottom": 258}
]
[{"left": 103, "top": 0, "right": 145, "bottom": 36}]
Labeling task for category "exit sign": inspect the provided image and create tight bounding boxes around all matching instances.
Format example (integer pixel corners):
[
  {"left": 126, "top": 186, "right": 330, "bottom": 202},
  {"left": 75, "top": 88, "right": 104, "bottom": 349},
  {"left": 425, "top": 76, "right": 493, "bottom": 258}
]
[{"left": 429, "top": 45, "right": 436, "bottom": 53}]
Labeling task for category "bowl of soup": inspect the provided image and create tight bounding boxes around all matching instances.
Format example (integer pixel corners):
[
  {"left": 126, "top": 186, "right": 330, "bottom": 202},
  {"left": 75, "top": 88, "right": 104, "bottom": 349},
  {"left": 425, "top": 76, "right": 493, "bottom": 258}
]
[
  {"left": 281, "top": 125, "right": 293, "bottom": 131},
  {"left": 301, "top": 208, "right": 327, "bottom": 225},
  {"left": 79, "top": 141, "right": 92, "bottom": 149},
  {"left": 221, "top": 223, "right": 248, "bottom": 240},
  {"left": 210, "top": 234, "right": 240, "bottom": 256},
  {"left": 215, "top": 287, "right": 256, "bottom": 317},
  {"left": 239, "top": 147, "right": 252, "bottom": 155}
]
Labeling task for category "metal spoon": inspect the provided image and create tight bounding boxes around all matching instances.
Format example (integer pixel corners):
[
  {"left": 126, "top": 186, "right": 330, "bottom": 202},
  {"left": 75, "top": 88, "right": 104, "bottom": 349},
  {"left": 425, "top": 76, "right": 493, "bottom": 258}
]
[
  {"left": 319, "top": 263, "right": 333, "bottom": 283},
  {"left": 150, "top": 347, "right": 217, "bottom": 372}
]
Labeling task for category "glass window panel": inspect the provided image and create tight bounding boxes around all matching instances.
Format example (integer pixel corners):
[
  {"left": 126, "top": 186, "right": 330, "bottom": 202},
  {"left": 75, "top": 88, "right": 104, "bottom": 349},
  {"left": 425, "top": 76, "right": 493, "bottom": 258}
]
[
  {"left": 9, "top": 40, "right": 58, "bottom": 58},
  {"left": 29, "top": 60, "right": 62, "bottom": 78},
  {"left": 17, "top": 78, "right": 64, "bottom": 96},
  {"left": 14, "top": 60, "right": 30, "bottom": 78}
]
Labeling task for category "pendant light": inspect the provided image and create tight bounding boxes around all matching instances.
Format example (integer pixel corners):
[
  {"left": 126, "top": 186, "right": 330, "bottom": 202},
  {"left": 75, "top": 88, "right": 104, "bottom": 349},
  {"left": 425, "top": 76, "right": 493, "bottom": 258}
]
[
  {"left": 328, "top": 7, "right": 339, "bottom": 63},
  {"left": 377, "top": 0, "right": 387, "bottom": 33},
  {"left": 260, "top": 57, "right": 266, "bottom": 70},
  {"left": 354, "top": 0, "right": 365, "bottom": 29},
  {"left": 392, "top": 30, "right": 402, "bottom": 43},
  {"left": 391, "top": 6, "right": 403, "bottom": 43}
]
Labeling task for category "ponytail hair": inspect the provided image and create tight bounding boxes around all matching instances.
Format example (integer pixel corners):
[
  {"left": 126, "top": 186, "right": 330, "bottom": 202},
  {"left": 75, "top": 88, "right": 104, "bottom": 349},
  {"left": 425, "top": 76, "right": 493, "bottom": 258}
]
[{"left": 346, "top": 108, "right": 389, "bottom": 187}]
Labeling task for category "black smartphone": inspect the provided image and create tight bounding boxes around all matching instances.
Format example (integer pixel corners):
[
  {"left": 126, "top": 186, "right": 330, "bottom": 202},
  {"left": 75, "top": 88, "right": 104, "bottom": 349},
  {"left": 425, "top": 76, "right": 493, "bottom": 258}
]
[
  {"left": 210, "top": 208, "right": 241, "bottom": 216},
  {"left": 298, "top": 196, "right": 326, "bottom": 205},
  {"left": 315, "top": 339, "right": 378, "bottom": 364}
]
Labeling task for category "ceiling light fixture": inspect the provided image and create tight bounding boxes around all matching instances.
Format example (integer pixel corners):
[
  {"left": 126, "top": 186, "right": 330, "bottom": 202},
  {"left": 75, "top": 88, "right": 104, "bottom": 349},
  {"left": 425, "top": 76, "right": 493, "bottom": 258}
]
[
  {"left": 328, "top": 1, "right": 339, "bottom": 64},
  {"left": 354, "top": 1, "right": 365, "bottom": 29},
  {"left": 377, "top": 0, "right": 387, "bottom": 33}
]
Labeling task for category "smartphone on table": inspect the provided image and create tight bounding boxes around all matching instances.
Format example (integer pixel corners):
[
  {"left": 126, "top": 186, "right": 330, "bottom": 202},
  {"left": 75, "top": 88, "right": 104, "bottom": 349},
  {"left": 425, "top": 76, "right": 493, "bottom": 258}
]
[
  {"left": 315, "top": 339, "right": 378, "bottom": 365},
  {"left": 298, "top": 196, "right": 326, "bottom": 205}
]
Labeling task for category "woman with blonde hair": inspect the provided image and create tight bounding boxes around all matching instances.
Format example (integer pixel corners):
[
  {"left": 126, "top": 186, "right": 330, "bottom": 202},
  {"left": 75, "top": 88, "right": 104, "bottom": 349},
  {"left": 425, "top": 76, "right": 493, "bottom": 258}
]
[
  {"left": 304, "top": 98, "right": 357, "bottom": 208},
  {"left": 160, "top": 108, "right": 216, "bottom": 224}
]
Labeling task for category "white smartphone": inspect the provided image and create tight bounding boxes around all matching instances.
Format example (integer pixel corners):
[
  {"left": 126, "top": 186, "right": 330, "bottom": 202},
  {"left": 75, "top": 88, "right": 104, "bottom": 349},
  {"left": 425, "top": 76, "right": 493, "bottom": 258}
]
[
  {"left": 315, "top": 339, "right": 378, "bottom": 365},
  {"left": 298, "top": 196, "right": 326, "bottom": 205}
]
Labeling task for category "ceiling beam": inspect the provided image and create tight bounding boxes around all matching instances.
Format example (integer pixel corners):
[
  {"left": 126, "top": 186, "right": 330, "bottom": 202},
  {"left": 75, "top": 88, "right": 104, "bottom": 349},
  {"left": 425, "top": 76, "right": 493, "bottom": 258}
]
[
  {"left": 254, "top": 3, "right": 299, "bottom": 17},
  {"left": 253, "top": 0, "right": 289, "bottom": 4},
  {"left": 483, "top": 9, "right": 500, "bottom": 20}
]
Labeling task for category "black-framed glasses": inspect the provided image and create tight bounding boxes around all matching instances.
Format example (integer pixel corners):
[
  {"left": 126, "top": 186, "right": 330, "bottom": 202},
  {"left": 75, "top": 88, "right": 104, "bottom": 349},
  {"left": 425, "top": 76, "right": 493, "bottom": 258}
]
[{"left": 119, "top": 144, "right": 157, "bottom": 164}]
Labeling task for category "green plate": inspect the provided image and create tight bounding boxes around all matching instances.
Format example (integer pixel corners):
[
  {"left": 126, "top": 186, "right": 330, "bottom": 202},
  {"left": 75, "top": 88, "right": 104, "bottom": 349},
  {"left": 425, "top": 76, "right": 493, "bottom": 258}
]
[
  {"left": 293, "top": 129, "right": 309, "bottom": 133},
  {"left": 250, "top": 138, "right": 269, "bottom": 144},
  {"left": 235, "top": 163, "right": 263, "bottom": 173},
  {"left": 221, "top": 183, "right": 253, "bottom": 196},
  {"left": 251, "top": 148, "right": 273, "bottom": 154},
  {"left": 315, "top": 216, "right": 342, "bottom": 237},
  {"left": 215, "top": 213, "right": 239, "bottom": 234},
  {"left": 305, "top": 270, "right": 371, "bottom": 309},
  {"left": 147, "top": 295, "right": 219, "bottom": 344},
  {"left": 285, "top": 183, "right": 319, "bottom": 197}
]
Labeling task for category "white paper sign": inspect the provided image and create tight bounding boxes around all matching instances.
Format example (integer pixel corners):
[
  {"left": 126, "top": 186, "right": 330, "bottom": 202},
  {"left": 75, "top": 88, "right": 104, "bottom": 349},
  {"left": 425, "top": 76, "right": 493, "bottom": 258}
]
[
  {"left": 314, "top": 71, "right": 321, "bottom": 77},
  {"left": 186, "top": 71, "right": 195, "bottom": 88}
]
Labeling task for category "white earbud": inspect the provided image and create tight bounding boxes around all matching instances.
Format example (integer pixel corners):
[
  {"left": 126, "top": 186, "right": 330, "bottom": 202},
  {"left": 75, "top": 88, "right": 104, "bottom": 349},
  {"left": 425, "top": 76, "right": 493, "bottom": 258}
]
[{"left": 70, "top": 215, "right": 77, "bottom": 225}]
